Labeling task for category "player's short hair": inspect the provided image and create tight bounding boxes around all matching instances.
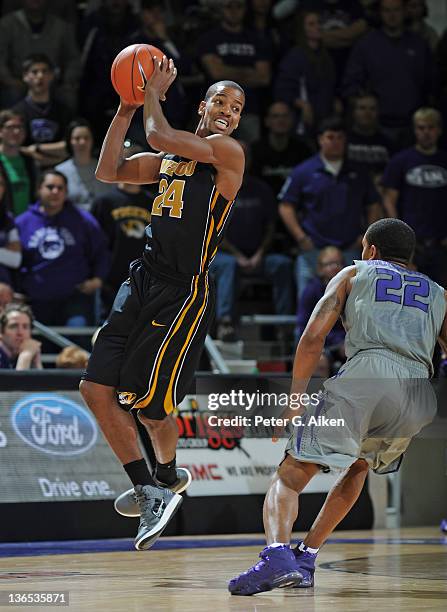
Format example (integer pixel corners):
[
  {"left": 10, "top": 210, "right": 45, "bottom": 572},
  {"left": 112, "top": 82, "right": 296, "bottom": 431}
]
[
  {"left": 0, "top": 303, "right": 34, "bottom": 332},
  {"left": 205, "top": 81, "right": 245, "bottom": 101},
  {"left": 316, "top": 115, "right": 346, "bottom": 135},
  {"left": 364, "top": 219, "right": 416, "bottom": 263},
  {"left": 22, "top": 53, "right": 54, "bottom": 75},
  {"left": 413, "top": 107, "right": 442, "bottom": 128},
  {"left": 38, "top": 169, "right": 68, "bottom": 188}
]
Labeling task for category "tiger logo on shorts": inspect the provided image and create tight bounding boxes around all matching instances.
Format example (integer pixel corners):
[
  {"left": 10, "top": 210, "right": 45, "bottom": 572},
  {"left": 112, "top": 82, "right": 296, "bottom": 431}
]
[{"left": 118, "top": 392, "right": 137, "bottom": 405}]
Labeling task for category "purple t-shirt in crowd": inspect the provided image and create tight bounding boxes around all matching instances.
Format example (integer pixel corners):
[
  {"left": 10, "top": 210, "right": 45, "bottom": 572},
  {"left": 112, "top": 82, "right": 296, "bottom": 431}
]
[
  {"left": 279, "top": 154, "right": 378, "bottom": 248},
  {"left": 343, "top": 30, "right": 434, "bottom": 127},
  {"left": 225, "top": 175, "right": 276, "bottom": 257},
  {"left": 382, "top": 147, "right": 447, "bottom": 239},
  {"left": 16, "top": 202, "right": 110, "bottom": 300}
]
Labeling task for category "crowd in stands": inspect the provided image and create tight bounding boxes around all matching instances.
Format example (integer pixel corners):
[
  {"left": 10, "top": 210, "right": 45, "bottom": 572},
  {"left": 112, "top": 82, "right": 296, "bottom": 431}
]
[{"left": 0, "top": 0, "right": 446, "bottom": 375}]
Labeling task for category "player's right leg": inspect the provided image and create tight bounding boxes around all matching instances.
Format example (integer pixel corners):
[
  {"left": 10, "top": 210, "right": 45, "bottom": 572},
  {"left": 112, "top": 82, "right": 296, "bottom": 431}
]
[
  {"left": 79, "top": 380, "right": 142, "bottom": 464},
  {"left": 291, "top": 458, "right": 369, "bottom": 587}
]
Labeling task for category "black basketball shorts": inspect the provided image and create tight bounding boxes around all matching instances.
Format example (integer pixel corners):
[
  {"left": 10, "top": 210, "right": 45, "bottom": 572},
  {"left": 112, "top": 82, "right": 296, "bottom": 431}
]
[{"left": 83, "top": 258, "right": 214, "bottom": 419}]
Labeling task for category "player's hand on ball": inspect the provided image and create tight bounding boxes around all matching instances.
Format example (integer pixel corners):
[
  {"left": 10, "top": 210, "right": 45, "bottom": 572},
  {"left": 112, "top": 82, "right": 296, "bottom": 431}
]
[
  {"left": 118, "top": 99, "right": 140, "bottom": 115},
  {"left": 146, "top": 56, "right": 177, "bottom": 101}
]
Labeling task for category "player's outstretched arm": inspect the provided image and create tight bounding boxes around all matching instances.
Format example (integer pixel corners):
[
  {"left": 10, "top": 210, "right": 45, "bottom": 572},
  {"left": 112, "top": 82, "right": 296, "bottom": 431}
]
[
  {"left": 95, "top": 102, "right": 163, "bottom": 185},
  {"left": 143, "top": 56, "right": 244, "bottom": 189},
  {"left": 292, "top": 266, "right": 355, "bottom": 390}
]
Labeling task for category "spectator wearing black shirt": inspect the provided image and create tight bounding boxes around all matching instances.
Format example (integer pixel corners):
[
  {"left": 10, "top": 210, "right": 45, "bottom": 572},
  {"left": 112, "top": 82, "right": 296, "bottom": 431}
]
[
  {"left": 196, "top": 0, "right": 272, "bottom": 143},
  {"left": 246, "top": 0, "right": 286, "bottom": 64},
  {"left": 91, "top": 143, "right": 155, "bottom": 313},
  {"left": 13, "top": 54, "right": 70, "bottom": 168},
  {"left": 347, "top": 92, "right": 394, "bottom": 189},
  {"left": 251, "top": 101, "right": 312, "bottom": 196}
]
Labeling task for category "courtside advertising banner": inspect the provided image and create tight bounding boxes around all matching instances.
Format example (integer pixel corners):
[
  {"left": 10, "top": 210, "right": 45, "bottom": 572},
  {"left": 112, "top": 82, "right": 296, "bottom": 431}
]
[{"left": 0, "top": 391, "right": 131, "bottom": 503}]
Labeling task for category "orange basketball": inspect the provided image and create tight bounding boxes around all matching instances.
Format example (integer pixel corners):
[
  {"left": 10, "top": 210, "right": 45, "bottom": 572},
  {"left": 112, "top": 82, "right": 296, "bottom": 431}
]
[{"left": 111, "top": 44, "right": 165, "bottom": 106}]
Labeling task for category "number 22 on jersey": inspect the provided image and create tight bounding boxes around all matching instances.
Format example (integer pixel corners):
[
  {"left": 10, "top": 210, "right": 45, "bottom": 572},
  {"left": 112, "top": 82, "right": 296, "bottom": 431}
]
[
  {"left": 375, "top": 267, "right": 430, "bottom": 313},
  {"left": 151, "top": 179, "right": 185, "bottom": 218}
]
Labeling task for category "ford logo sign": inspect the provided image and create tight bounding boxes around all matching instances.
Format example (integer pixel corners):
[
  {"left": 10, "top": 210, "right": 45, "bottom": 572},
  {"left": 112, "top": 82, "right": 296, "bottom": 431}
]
[{"left": 11, "top": 394, "right": 98, "bottom": 456}]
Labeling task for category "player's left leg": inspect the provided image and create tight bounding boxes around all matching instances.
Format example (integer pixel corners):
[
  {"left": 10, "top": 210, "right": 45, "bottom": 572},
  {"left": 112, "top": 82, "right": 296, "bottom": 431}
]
[{"left": 228, "top": 457, "right": 319, "bottom": 596}]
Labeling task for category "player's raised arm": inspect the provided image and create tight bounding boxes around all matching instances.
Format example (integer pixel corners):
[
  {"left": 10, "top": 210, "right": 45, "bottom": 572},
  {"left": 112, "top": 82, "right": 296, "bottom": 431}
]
[
  {"left": 143, "top": 56, "right": 245, "bottom": 189},
  {"left": 95, "top": 101, "right": 163, "bottom": 185}
]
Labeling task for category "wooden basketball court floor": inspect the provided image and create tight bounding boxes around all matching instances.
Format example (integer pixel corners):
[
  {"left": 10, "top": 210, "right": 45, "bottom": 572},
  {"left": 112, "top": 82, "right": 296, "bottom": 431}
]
[{"left": 0, "top": 527, "right": 445, "bottom": 611}]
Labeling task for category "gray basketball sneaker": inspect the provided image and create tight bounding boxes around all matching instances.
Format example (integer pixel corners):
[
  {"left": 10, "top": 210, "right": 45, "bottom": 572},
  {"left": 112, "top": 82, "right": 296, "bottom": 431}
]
[
  {"left": 114, "top": 468, "right": 192, "bottom": 517},
  {"left": 134, "top": 484, "right": 183, "bottom": 551}
]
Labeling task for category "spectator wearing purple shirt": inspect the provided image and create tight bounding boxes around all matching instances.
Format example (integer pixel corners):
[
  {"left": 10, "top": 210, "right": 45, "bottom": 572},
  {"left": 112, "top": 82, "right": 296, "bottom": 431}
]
[
  {"left": 196, "top": 0, "right": 271, "bottom": 143},
  {"left": 279, "top": 116, "right": 382, "bottom": 298},
  {"left": 342, "top": 0, "right": 436, "bottom": 147},
  {"left": 16, "top": 169, "right": 110, "bottom": 326},
  {"left": 275, "top": 11, "right": 336, "bottom": 136},
  {"left": 296, "top": 246, "right": 346, "bottom": 358},
  {"left": 382, "top": 107, "right": 447, "bottom": 287},
  {"left": 210, "top": 159, "right": 294, "bottom": 342}
]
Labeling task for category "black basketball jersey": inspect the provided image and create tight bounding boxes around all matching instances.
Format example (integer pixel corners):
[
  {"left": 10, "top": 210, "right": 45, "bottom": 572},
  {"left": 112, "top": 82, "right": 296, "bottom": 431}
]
[{"left": 144, "top": 153, "right": 235, "bottom": 276}]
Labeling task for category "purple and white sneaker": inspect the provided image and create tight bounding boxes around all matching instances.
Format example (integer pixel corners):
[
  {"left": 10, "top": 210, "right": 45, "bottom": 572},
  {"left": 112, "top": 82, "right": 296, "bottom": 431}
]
[
  {"left": 291, "top": 541, "right": 317, "bottom": 587},
  {"left": 228, "top": 545, "right": 303, "bottom": 596},
  {"left": 441, "top": 519, "right": 447, "bottom": 533}
]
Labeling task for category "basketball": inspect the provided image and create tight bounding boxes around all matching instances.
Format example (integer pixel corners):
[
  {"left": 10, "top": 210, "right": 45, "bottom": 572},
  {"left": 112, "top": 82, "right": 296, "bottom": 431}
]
[{"left": 111, "top": 44, "right": 165, "bottom": 106}]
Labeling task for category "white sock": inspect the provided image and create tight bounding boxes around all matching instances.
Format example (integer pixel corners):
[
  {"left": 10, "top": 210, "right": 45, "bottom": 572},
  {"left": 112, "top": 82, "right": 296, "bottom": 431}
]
[
  {"left": 299, "top": 542, "right": 319, "bottom": 554},
  {"left": 269, "top": 542, "right": 289, "bottom": 548}
]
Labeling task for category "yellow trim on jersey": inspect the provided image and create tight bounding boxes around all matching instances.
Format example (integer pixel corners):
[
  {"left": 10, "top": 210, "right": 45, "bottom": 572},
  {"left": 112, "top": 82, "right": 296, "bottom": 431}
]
[
  {"left": 211, "top": 189, "right": 219, "bottom": 211},
  {"left": 201, "top": 216, "right": 215, "bottom": 273},
  {"left": 133, "top": 276, "right": 199, "bottom": 409},
  {"left": 163, "top": 275, "right": 209, "bottom": 414},
  {"left": 199, "top": 189, "right": 219, "bottom": 274},
  {"left": 216, "top": 199, "right": 234, "bottom": 233}
]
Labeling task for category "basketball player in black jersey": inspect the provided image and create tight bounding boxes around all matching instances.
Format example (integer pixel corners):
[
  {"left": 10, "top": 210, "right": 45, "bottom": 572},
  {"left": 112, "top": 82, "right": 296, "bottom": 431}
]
[{"left": 80, "top": 56, "right": 245, "bottom": 550}]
